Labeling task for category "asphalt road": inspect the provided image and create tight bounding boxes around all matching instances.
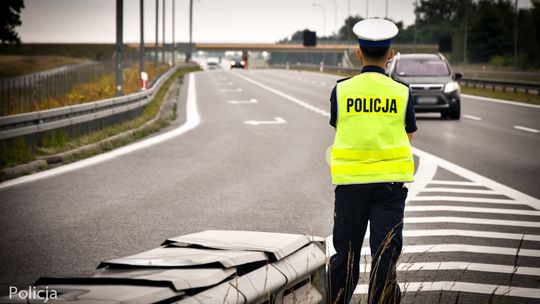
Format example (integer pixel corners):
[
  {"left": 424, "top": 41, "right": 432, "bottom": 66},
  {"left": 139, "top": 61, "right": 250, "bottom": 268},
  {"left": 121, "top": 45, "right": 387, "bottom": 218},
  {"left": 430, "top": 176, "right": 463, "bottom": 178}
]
[{"left": 0, "top": 68, "right": 539, "bottom": 303}]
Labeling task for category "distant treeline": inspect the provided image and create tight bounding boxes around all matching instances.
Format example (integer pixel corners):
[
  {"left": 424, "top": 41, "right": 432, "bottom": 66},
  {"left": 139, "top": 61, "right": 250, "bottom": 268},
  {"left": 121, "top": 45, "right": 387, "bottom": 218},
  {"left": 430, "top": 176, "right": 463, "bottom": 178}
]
[
  {"left": 0, "top": 44, "right": 139, "bottom": 61},
  {"left": 280, "top": 0, "right": 540, "bottom": 68}
]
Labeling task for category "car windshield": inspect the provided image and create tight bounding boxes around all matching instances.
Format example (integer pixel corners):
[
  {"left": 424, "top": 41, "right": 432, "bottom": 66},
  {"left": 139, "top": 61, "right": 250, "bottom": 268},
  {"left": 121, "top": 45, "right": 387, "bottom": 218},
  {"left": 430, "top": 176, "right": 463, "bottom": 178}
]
[{"left": 396, "top": 59, "right": 450, "bottom": 76}]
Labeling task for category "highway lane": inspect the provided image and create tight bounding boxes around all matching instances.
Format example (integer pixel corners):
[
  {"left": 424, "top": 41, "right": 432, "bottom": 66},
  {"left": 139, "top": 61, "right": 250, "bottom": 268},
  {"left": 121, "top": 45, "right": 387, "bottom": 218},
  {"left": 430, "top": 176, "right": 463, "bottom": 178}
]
[
  {"left": 0, "top": 68, "right": 539, "bottom": 303},
  {"left": 248, "top": 69, "right": 540, "bottom": 198},
  {"left": 0, "top": 70, "right": 335, "bottom": 293}
]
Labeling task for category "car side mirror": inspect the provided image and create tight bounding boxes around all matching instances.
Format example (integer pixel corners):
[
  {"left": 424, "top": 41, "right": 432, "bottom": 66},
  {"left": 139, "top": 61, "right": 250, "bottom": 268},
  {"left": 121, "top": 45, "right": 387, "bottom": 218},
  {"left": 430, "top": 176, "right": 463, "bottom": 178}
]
[{"left": 454, "top": 72, "right": 463, "bottom": 80}]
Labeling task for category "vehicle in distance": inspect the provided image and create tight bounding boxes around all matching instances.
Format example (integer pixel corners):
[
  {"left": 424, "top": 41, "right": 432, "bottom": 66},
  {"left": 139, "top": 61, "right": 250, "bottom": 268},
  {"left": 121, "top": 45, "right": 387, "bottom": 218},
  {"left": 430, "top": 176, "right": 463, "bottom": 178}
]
[
  {"left": 206, "top": 61, "right": 220, "bottom": 70},
  {"left": 230, "top": 59, "right": 245, "bottom": 69},
  {"left": 388, "top": 53, "right": 462, "bottom": 119}
]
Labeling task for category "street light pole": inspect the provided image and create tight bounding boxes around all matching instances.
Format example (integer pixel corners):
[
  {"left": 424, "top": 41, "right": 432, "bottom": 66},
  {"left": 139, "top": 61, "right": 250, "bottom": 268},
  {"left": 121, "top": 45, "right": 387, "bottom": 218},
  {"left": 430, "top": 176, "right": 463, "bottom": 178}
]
[
  {"left": 312, "top": 3, "right": 326, "bottom": 37},
  {"left": 366, "top": 0, "right": 369, "bottom": 18},
  {"left": 140, "top": 0, "right": 144, "bottom": 76},
  {"left": 162, "top": 0, "right": 166, "bottom": 64},
  {"left": 115, "top": 0, "right": 123, "bottom": 97},
  {"left": 514, "top": 0, "right": 518, "bottom": 68},
  {"left": 187, "top": 0, "right": 193, "bottom": 62},
  {"left": 155, "top": 0, "right": 158, "bottom": 64},
  {"left": 464, "top": 0, "right": 468, "bottom": 66},
  {"left": 323, "top": 0, "right": 337, "bottom": 35},
  {"left": 385, "top": 0, "right": 388, "bottom": 19},
  {"left": 172, "top": 0, "right": 175, "bottom": 65}
]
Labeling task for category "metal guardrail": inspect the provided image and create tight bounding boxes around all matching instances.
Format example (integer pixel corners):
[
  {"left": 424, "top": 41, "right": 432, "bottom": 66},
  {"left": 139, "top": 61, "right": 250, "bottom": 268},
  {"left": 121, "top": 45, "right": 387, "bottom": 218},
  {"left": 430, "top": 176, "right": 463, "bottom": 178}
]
[
  {"left": 274, "top": 63, "right": 540, "bottom": 95},
  {"left": 0, "top": 66, "right": 179, "bottom": 140},
  {"left": 459, "top": 78, "right": 540, "bottom": 95},
  {"left": 2, "top": 230, "right": 327, "bottom": 304}
]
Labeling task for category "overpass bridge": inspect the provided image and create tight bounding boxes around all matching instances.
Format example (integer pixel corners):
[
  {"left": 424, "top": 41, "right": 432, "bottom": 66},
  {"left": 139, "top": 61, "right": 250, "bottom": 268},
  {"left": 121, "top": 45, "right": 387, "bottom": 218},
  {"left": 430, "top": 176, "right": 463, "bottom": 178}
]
[{"left": 130, "top": 42, "right": 357, "bottom": 53}]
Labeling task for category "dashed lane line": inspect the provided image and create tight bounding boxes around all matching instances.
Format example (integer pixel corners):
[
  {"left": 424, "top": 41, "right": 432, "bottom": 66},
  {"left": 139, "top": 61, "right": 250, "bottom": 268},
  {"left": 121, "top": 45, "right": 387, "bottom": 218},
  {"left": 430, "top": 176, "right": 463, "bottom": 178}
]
[
  {"left": 464, "top": 114, "right": 483, "bottom": 120},
  {"left": 514, "top": 125, "right": 540, "bottom": 133},
  {"left": 355, "top": 281, "right": 540, "bottom": 299},
  {"left": 229, "top": 72, "right": 330, "bottom": 117}
]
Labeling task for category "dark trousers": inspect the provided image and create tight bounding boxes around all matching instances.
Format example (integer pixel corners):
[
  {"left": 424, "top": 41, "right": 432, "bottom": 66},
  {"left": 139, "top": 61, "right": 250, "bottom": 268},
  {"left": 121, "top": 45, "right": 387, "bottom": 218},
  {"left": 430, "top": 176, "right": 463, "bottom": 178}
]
[{"left": 329, "top": 182, "right": 407, "bottom": 304}]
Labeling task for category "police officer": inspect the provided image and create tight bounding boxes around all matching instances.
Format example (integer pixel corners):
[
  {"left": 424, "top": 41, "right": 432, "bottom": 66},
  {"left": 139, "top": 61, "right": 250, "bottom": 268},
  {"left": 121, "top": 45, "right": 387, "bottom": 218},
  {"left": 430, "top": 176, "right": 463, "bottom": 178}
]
[{"left": 328, "top": 18, "right": 417, "bottom": 304}]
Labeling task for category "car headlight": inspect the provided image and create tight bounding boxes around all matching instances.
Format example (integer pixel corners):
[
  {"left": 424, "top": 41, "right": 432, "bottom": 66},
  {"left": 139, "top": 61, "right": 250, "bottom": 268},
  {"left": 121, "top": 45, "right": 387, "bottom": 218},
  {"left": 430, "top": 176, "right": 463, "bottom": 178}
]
[
  {"left": 230, "top": 61, "right": 235, "bottom": 65},
  {"left": 444, "top": 82, "right": 460, "bottom": 93},
  {"left": 240, "top": 60, "right": 245, "bottom": 65}
]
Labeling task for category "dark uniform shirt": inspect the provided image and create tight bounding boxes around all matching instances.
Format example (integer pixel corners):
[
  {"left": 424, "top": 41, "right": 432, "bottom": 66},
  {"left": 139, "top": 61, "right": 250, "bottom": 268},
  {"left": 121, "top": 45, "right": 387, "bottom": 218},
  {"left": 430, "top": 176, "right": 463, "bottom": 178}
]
[{"left": 329, "top": 65, "right": 417, "bottom": 133}]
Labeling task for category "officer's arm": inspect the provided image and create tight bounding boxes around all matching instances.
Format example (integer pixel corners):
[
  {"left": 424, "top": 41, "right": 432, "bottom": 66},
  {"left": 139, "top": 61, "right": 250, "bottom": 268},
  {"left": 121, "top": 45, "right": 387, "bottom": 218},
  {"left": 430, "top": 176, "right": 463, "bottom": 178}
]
[
  {"left": 330, "top": 85, "right": 337, "bottom": 128},
  {"left": 405, "top": 89, "right": 417, "bottom": 141}
]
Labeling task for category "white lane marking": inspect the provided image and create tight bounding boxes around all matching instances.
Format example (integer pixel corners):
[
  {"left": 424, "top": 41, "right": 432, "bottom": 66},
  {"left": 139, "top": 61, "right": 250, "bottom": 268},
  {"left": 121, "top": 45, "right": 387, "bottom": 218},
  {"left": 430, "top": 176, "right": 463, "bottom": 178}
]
[
  {"left": 228, "top": 98, "right": 258, "bottom": 104},
  {"left": 220, "top": 88, "right": 243, "bottom": 92},
  {"left": 229, "top": 72, "right": 331, "bottom": 117},
  {"left": 244, "top": 117, "right": 286, "bottom": 126},
  {"left": 0, "top": 73, "right": 201, "bottom": 190},
  {"left": 372, "top": 244, "right": 540, "bottom": 257},
  {"left": 354, "top": 281, "right": 540, "bottom": 299},
  {"left": 420, "top": 188, "right": 500, "bottom": 195},
  {"left": 217, "top": 81, "right": 234, "bottom": 86},
  {"left": 464, "top": 114, "right": 483, "bottom": 120},
  {"left": 428, "top": 180, "right": 478, "bottom": 186},
  {"left": 405, "top": 216, "right": 540, "bottom": 228},
  {"left": 514, "top": 125, "right": 540, "bottom": 133},
  {"left": 407, "top": 151, "right": 438, "bottom": 200},
  {"left": 325, "top": 230, "right": 540, "bottom": 258},
  {"left": 405, "top": 205, "right": 540, "bottom": 216},
  {"left": 410, "top": 196, "right": 527, "bottom": 206},
  {"left": 320, "top": 82, "right": 326, "bottom": 86},
  {"left": 401, "top": 229, "right": 540, "bottom": 242},
  {"left": 359, "top": 261, "right": 540, "bottom": 276},
  {"left": 462, "top": 93, "right": 540, "bottom": 109}
]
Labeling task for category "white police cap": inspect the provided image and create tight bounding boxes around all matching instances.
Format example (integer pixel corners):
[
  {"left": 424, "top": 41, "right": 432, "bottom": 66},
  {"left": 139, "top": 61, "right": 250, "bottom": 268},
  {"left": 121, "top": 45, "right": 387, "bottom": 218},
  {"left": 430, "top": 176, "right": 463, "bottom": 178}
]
[{"left": 353, "top": 18, "right": 398, "bottom": 47}]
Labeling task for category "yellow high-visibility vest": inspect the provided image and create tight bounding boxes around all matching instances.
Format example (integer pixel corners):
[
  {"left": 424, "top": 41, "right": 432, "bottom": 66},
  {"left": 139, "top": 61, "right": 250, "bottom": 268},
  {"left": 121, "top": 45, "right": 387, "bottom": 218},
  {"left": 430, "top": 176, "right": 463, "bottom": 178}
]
[{"left": 330, "top": 72, "right": 414, "bottom": 184}]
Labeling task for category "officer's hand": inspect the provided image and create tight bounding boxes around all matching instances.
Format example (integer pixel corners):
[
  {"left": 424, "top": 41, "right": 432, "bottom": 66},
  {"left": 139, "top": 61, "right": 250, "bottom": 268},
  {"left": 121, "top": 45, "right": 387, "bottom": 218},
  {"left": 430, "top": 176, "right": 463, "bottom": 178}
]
[{"left": 407, "top": 133, "right": 414, "bottom": 141}]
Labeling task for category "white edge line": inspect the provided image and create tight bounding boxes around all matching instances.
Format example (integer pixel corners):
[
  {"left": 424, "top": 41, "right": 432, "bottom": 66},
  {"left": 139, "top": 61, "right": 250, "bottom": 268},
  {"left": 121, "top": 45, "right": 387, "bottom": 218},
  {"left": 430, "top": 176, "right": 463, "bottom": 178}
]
[
  {"left": 354, "top": 281, "right": 540, "bottom": 299},
  {"left": 412, "top": 147, "right": 540, "bottom": 209},
  {"left": 0, "top": 73, "right": 200, "bottom": 190},
  {"left": 462, "top": 93, "right": 540, "bottom": 109}
]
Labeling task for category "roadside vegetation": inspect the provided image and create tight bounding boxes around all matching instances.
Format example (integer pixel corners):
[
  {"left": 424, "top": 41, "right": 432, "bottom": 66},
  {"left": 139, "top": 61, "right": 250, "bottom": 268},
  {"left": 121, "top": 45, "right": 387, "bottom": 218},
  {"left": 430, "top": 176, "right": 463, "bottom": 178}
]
[
  {"left": 0, "top": 66, "right": 200, "bottom": 176},
  {"left": 0, "top": 55, "right": 85, "bottom": 79}
]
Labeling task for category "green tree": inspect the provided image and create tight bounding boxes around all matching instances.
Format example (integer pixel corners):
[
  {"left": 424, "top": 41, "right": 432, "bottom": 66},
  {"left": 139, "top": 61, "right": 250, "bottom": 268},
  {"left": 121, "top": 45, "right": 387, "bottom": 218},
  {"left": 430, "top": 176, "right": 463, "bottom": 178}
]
[
  {"left": 467, "top": 0, "right": 514, "bottom": 62},
  {"left": 0, "top": 0, "right": 25, "bottom": 44}
]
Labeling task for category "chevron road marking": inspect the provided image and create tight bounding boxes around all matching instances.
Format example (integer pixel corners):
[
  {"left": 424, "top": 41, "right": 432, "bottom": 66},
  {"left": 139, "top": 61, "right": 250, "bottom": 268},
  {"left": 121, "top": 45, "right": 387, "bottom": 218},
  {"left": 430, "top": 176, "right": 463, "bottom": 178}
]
[
  {"left": 355, "top": 281, "right": 540, "bottom": 299},
  {"left": 360, "top": 262, "right": 540, "bottom": 276},
  {"left": 405, "top": 205, "right": 540, "bottom": 216}
]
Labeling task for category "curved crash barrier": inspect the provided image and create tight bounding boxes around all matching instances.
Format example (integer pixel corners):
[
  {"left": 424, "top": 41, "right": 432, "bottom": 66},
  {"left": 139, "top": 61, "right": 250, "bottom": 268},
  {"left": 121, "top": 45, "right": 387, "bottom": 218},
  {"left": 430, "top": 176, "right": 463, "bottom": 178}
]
[{"left": 2, "top": 230, "right": 327, "bottom": 304}]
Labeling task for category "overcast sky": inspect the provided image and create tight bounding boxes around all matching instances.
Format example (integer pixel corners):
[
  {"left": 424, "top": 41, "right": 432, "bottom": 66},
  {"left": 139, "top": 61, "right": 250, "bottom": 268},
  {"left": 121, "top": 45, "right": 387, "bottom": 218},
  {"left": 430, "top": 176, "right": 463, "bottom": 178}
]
[{"left": 19, "top": 0, "right": 532, "bottom": 43}]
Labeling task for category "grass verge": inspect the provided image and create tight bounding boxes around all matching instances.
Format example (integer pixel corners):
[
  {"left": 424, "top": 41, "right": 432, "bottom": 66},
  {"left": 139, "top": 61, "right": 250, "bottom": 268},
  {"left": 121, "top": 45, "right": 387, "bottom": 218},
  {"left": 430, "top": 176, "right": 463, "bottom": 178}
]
[
  {"left": 0, "top": 66, "right": 200, "bottom": 178},
  {"left": 460, "top": 86, "right": 540, "bottom": 105},
  {"left": 290, "top": 67, "right": 540, "bottom": 105},
  {"left": 0, "top": 55, "right": 85, "bottom": 79}
]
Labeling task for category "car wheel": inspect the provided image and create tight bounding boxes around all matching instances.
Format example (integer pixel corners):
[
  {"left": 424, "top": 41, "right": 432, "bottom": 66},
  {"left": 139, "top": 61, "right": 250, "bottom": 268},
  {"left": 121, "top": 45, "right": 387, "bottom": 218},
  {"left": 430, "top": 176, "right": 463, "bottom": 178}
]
[{"left": 448, "top": 104, "right": 461, "bottom": 120}]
